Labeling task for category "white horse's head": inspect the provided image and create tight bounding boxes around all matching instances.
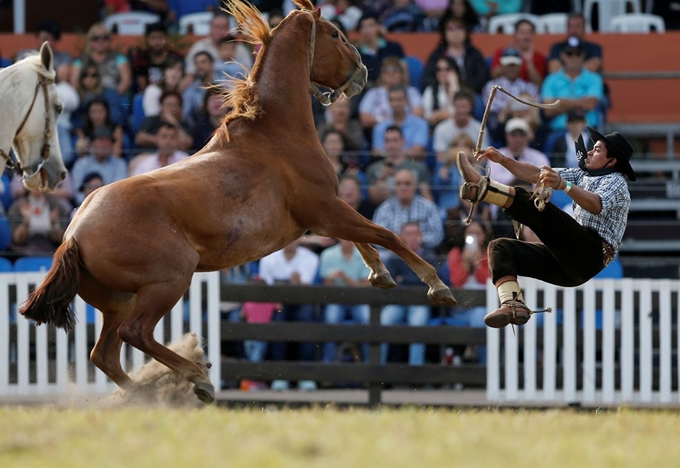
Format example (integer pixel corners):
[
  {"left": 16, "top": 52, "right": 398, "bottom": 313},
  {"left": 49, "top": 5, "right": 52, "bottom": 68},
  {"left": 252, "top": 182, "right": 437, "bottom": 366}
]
[{"left": 4, "top": 42, "right": 66, "bottom": 191}]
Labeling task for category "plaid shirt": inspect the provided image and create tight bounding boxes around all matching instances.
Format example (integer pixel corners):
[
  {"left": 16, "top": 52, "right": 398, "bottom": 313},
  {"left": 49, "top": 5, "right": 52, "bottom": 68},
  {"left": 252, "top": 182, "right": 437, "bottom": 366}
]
[
  {"left": 372, "top": 195, "right": 444, "bottom": 250},
  {"left": 556, "top": 168, "right": 630, "bottom": 252}
]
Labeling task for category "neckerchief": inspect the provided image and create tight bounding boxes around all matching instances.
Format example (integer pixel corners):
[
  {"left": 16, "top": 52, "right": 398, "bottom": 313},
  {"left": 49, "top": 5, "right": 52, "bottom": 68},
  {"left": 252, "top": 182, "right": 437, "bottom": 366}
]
[{"left": 575, "top": 134, "right": 617, "bottom": 177}]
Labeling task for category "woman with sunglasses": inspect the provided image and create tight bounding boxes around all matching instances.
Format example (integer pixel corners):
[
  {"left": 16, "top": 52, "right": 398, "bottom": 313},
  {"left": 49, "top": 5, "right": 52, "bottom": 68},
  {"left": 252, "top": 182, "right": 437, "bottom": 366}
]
[
  {"left": 70, "top": 23, "right": 132, "bottom": 98},
  {"left": 422, "top": 56, "right": 466, "bottom": 128},
  {"left": 71, "top": 59, "right": 126, "bottom": 130}
]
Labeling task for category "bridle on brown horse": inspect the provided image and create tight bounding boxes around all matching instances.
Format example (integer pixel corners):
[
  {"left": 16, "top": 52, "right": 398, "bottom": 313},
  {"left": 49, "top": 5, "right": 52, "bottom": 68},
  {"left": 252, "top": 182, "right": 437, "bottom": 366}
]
[
  {"left": 0, "top": 77, "right": 55, "bottom": 177},
  {"left": 307, "top": 13, "right": 364, "bottom": 106}
]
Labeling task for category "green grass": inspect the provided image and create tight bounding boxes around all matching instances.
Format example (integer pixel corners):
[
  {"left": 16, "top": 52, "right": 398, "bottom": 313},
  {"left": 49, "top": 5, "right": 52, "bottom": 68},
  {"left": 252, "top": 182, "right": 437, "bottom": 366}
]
[{"left": 1, "top": 406, "right": 678, "bottom": 468}]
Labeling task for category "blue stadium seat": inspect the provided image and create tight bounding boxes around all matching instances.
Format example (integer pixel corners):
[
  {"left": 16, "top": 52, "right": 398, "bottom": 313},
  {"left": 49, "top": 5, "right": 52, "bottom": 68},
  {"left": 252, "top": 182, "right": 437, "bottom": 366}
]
[
  {"left": 0, "top": 217, "right": 11, "bottom": 252},
  {"left": 404, "top": 56, "right": 424, "bottom": 90},
  {"left": 0, "top": 256, "right": 12, "bottom": 273},
  {"left": 14, "top": 256, "right": 53, "bottom": 273}
]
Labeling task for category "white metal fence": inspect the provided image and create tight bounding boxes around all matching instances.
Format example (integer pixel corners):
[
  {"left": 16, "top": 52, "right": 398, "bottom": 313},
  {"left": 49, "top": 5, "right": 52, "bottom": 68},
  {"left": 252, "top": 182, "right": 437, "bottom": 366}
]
[
  {"left": 487, "top": 278, "right": 680, "bottom": 405},
  {"left": 0, "top": 271, "right": 221, "bottom": 396}
]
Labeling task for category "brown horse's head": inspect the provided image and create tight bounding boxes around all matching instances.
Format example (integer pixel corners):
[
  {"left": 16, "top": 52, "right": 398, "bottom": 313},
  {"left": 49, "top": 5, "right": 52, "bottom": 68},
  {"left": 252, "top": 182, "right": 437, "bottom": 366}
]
[{"left": 298, "top": 3, "right": 368, "bottom": 105}]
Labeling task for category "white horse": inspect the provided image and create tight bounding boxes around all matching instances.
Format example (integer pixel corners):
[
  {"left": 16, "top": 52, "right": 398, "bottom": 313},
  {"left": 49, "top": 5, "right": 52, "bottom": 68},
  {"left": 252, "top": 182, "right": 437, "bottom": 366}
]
[{"left": 0, "top": 41, "right": 66, "bottom": 191}]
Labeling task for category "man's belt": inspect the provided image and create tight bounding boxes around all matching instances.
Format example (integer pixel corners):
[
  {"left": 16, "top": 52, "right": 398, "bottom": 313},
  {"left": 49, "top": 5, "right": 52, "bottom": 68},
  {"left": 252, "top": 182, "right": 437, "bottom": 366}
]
[{"left": 602, "top": 240, "right": 616, "bottom": 267}]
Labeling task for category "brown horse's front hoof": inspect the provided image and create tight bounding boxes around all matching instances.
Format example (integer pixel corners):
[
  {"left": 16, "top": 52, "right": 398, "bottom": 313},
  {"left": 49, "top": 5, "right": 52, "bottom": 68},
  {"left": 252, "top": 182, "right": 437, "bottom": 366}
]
[
  {"left": 369, "top": 271, "right": 397, "bottom": 289},
  {"left": 193, "top": 381, "right": 215, "bottom": 404},
  {"left": 428, "top": 286, "right": 458, "bottom": 306}
]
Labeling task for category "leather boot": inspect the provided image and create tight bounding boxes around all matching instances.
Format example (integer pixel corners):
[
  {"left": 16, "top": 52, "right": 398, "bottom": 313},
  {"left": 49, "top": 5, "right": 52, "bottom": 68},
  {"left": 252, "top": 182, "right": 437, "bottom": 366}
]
[{"left": 456, "top": 151, "right": 513, "bottom": 207}]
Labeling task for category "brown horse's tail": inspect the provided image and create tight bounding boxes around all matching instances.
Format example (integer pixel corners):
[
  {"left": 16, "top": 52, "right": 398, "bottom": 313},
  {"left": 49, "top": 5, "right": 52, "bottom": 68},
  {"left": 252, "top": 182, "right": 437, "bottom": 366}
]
[{"left": 20, "top": 237, "right": 81, "bottom": 332}]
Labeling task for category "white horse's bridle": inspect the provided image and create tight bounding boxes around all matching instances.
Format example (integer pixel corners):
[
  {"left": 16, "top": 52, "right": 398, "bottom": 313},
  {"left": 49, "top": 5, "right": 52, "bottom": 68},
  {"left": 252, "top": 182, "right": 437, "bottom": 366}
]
[
  {"left": 0, "top": 76, "right": 55, "bottom": 177},
  {"left": 307, "top": 14, "right": 364, "bottom": 106}
]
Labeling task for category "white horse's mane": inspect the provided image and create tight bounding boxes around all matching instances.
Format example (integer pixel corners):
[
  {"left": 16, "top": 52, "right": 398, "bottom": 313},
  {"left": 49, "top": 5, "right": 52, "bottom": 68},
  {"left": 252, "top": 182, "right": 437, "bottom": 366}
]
[{"left": 9, "top": 52, "right": 56, "bottom": 81}]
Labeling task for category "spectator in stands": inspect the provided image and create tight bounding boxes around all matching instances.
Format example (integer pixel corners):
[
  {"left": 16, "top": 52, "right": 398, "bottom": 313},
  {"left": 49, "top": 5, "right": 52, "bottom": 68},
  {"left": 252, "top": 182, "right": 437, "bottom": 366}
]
[
  {"left": 183, "top": 51, "right": 214, "bottom": 125},
  {"left": 381, "top": 0, "right": 427, "bottom": 32},
  {"left": 355, "top": 13, "right": 405, "bottom": 85},
  {"left": 371, "top": 86, "right": 429, "bottom": 160},
  {"left": 10, "top": 170, "right": 75, "bottom": 214},
  {"left": 422, "top": 57, "right": 461, "bottom": 128},
  {"left": 214, "top": 34, "right": 248, "bottom": 86},
  {"left": 72, "top": 59, "right": 127, "bottom": 130},
  {"left": 541, "top": 36, "right": 604, "bottom": 132},
  {"left": 74, "top": 172, "right": 104, "bottom": 211},
  {"left": 367, "top": 126, "right": 432, "bottom": 201},
  {"left": 191, "top": 86, "right": 229, "bottom": 151},
  {"left": 489, "top": 92, "right": 545, "bottom": 149},
  {"left": 483, "top": 47, "right": 539, "bottom": 145},
  {"left": 135, "top": 90, "right": 194, "bottom": 151},
  {"left": 319, "top": 238, "right": 371, "bottom": 362},
  {"left": 71, "top": 23, "right": 132, "bottom": 97},
  {"left": 240, "top": 300, "right": 278, "bottom": 386},
  {"left": 8, "top": 188, "right": 69, "bottom": 255},
  {"left": 267, "top": 9, "right": 285, "bottom": 28},
  {"left": 129, "top": 21, "right": 184, "bottom": 94},
  {"left": 316, "top": 97, "right": 365, "bottom": 153},
  {"left": 142, "top": 57, "right": 185, "bottom": 117},
  {"left": 490, "top": 19, "right": 546, "bottom": 87},
  {"left": 319, "top": 0, "right": 363, "bottom": 32},
  {"left": 73, "top": 97, "right": 126, "bottom": 159},
  {"left": 359, "top": 57, "right": 423, "bottom": 132},
  {"left": 166, "top": 0, "right": 215, "bottom": 27},
  {"left": 438, "top": 0, "right": 482, "bottom": 33},
  {"left": 485, "top": 118, "right": 550, "bottom": 186},
  {"left": 373, "top": 169, "right": 443, "bottom": 251},
  {"left": 469, "top": 0, "right": 521, "bottom": 21},
  {"left": 547, "top": 13, "right": 602, "bottom": 74},
  {"left": 381, "top": 222, "right": 438, "bottom": 365},
  {"left": 321, "top": 129, "right": 365, "bottom": 181},
  {"left": 259, "top": 238, "right": 319, "bottom": 391},
  {"left": 183, "top": 12, "right": 253, "bottom": 90},
  {"left": 550, "top": 110, "right": 590, "bottom": 168},
  {"left": 433, "top": 88, "right": 488, "bottom": 163},
  {"left": 71, "top": 126, "right": 128, "bottom": 205},
  {"left": 16, "top": 20, "right": 71, "bottom": 84},
  {"left": 432, "top": 132, "right": 473, "bottom": 218},
  {"left": 422, "top": 15, "right": 489, "bottom": 93},
  {"left": 130, "top": 121, "right": 190, "bottom": 176},
  {"left": 338, "top": 174, "right": 376, "bottom": 220}
]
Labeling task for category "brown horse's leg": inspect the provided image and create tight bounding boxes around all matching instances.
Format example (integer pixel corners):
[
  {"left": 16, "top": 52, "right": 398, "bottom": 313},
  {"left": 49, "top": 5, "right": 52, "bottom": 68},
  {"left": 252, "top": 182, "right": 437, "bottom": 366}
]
[
  {"left": 353, "top": 242, "right": 397, "bottom": 289},
  {"left": 90, "top": 308, "right": 133, "bottom": 389},
  {"left": 317, "top": 201, "right": 457, "bottom": 306},
  {"left": 117, "top": 282, "right": 215, "bottom": 404}
]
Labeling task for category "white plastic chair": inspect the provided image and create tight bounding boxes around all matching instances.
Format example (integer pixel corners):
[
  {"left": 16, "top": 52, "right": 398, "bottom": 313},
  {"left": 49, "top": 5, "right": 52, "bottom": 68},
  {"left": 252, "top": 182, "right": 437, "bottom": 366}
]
[
  {"left": 583, "top": 0, "right": 641, "bottom": 32},
  {"left": 103, "top": 12, "right": 161, "bottom": 35},
  {"left": 487, "top": 13, "right": 539, "bottom": 34},
  {"left": 178, "top": 12, "right": 214, "bottom": 35},
  {"left": 536, "top": 13, "right": 569, "bottom": 34},
  {"left": 610, "top": 13, "right": 665, "bottom": 32}
]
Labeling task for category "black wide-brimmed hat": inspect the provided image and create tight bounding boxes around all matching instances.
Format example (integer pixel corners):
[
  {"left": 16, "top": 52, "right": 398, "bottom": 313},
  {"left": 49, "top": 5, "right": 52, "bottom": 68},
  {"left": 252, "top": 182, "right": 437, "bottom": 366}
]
[{"left": 586, "top": 126, "right": 636, "bottom": 181}]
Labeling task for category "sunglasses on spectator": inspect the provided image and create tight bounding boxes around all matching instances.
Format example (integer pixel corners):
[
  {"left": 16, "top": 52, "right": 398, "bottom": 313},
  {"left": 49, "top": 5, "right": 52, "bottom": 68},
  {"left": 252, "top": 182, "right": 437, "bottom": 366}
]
[
  {"left": 436, "top": 66, "right": 451, "bottom": 72},
  {"left": 446, "top": 25, "right": 464, "bottom": 32},
  {"left": 90, "top": 34, "right": 110, "bottom": 42},
  {"left": 83, "top": 71, "right": 99, "bottom": 78}
]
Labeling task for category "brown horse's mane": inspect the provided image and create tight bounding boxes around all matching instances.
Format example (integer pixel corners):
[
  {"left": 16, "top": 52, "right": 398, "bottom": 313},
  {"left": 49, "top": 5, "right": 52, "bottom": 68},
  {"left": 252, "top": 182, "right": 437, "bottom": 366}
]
[{"left": 217, "top": 0, "right": 314, "bottom": 142}]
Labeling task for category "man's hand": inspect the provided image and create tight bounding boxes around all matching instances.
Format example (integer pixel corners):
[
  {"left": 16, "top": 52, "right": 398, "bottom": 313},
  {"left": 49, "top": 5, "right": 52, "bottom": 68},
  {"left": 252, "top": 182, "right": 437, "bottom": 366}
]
[
  {"left": 538, "top": 166, "right": 566, "bottom": 190},
  {"left": 475, "top": 147, "right": 503, "bottom": 163}
]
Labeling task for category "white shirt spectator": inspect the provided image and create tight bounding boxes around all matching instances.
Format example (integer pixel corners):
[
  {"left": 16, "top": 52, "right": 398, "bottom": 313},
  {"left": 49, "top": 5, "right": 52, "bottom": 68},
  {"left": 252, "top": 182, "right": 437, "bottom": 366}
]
[
  {"left": 259, "top": 246, "right": 319, "bottom": 285},
  {"left": 130, "top": 151, "right": 189, "bottom": 176}
]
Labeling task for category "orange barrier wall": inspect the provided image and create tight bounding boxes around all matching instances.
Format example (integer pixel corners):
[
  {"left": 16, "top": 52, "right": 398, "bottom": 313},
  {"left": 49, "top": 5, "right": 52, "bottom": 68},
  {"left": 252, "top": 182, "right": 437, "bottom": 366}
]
[{"left": 2, "top": 31, "right": 678, "bottom": 124}]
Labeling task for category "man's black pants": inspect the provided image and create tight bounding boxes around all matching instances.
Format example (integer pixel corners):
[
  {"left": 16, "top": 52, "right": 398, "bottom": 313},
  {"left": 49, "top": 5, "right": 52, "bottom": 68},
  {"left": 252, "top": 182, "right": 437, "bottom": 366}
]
[{"left": 488, "top": 187, "right": 606, "bottom": 287}]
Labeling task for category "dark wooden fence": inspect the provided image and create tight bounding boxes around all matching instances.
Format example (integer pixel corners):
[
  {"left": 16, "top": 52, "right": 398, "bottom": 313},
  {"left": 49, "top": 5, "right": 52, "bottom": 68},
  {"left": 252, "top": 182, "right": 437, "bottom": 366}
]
[{"left": 217, "top": 284, "right": 487, "bottom": 406}]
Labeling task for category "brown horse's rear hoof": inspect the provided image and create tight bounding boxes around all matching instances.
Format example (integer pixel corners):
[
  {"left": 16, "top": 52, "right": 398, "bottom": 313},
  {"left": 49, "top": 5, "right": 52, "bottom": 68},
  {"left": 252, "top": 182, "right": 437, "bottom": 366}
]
[
  {"left": 369, "top": 271, "right": 397, "bottom": 289},
  {"left": 428, "top": 286, "right": 457, "bottom": 306},
  {"left": 194, "top": 381, "right": 215, "bottom": 404}
]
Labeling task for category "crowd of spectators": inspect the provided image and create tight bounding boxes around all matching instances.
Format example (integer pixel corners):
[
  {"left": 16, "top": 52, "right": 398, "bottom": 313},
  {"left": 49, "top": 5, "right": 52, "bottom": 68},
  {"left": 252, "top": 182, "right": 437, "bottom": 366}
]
[{"left": 0, "top": 0, "right": 667, "bottom": 389}]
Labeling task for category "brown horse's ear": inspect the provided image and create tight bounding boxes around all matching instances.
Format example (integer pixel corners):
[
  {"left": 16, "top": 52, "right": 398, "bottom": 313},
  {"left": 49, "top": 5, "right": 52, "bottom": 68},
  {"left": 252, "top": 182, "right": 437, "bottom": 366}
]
[
  {"left": 39, "top": 41, "right": 54, "bottom": 72},
  {"left": 312, "top": 8, "right": 321, "bottom": 20}
]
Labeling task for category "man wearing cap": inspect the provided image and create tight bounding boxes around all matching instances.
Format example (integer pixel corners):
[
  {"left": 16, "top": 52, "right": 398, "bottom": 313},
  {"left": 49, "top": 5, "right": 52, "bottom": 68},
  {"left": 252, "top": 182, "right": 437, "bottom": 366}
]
[
  {"left": 547, "top": 13, "right": 603, "bottom": 74},
  {"left": 456, "top": 127, "right": 635, "bottom": 329},
  {"left": 486, "top": 118, "right": 549, "bottom": 186},
  {"left": 70, "top": 126, "right": 128, "bottom": 205},
  {"left": 483, "top": 48, "right": 539, "bottom": 143},
  {"left": 541, "top": 35, "right": 603, "bottom": 131}
]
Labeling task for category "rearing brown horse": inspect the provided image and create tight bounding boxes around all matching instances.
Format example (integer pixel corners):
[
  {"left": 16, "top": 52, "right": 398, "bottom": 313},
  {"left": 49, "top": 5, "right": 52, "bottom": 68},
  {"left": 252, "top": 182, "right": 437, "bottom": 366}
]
[{"left": 21, "top": 0, "right": 456, "bottom": 403}]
